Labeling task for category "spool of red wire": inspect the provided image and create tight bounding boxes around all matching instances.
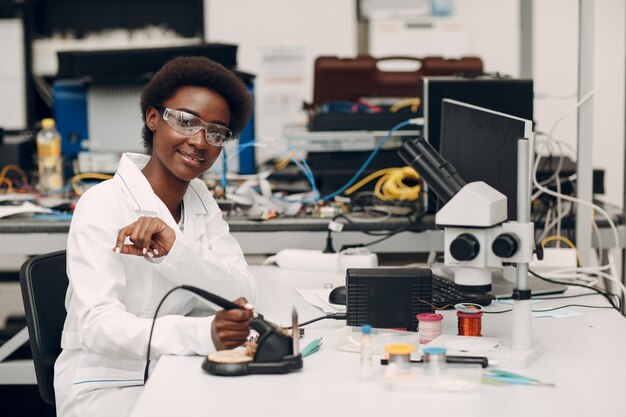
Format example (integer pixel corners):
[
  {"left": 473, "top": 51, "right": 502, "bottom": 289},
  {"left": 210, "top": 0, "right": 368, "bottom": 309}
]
[
  {"left": 416, "top": 313, "right": 444, "bottom": 344},
  {"left": 456, "top": 304, "right": 483, "bottom": 337}
]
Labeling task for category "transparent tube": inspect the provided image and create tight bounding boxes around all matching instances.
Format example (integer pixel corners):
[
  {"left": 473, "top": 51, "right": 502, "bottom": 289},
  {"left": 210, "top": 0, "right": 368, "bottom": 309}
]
[{"left": 360, "top": 324, "right": 373, "bottom": 380}]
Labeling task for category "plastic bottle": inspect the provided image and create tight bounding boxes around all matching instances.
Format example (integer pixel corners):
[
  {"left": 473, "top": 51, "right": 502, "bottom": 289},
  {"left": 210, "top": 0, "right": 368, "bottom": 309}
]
[
  {"left": 36, "top": 118, "right": 64, "bottom": 195},
  {"left": 359, "top": 324, "right": 374, "bottom": 380}
]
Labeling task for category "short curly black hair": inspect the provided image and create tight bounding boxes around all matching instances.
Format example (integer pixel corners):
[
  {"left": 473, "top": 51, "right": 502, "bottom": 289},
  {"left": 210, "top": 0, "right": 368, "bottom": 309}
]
[{"left": 140, "top": 56, "right": 253, "bottom": 154}]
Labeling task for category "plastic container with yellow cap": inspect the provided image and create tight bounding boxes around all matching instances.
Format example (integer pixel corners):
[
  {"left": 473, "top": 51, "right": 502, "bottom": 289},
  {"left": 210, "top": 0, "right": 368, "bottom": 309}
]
[{"left": 384, "top": 343, "right": 415, "bottom": 378}]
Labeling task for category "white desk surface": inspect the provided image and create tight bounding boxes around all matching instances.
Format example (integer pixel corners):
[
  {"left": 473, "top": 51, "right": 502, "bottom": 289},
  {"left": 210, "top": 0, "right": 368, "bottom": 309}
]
[{"left": 130, "top": 265, "right": 626, "bottom": 417}]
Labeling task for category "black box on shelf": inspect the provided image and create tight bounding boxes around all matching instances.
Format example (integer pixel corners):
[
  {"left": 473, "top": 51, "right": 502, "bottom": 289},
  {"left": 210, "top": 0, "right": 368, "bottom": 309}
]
[
  {"left": 0, "top": 130, "right": 36, "bottom": 177},
  {"left": 308, "top": 108, "right": 420, "bottom": 132},
  {"left": 57, "top": 43, "right": 240, "bottom": 82}
]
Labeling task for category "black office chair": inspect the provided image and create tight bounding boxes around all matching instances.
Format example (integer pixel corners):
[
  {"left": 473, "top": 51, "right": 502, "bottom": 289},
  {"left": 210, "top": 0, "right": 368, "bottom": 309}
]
[{"left": 19, "top": 250, "right": 68, "bottom": 405}]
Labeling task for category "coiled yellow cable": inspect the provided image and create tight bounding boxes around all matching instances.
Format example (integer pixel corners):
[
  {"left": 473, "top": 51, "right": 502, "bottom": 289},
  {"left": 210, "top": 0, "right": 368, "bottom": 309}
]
[
  {"left": 541, "top": 235, "right": 582, "bottom": 267},
  {"left": 70, "top": 173, "right": 113, "bottom": 196},
  {"left": 0, "top": 177, "right": 14, "bottom": 193},
  {"left": 0, "top": 164, "right": 29, "bottom": 192},
  {"left": 345, "top": 167, "right": 421, "bottom": 201},
  {"left": 390, "top": 98, "right": 421, "bottom": 113}
]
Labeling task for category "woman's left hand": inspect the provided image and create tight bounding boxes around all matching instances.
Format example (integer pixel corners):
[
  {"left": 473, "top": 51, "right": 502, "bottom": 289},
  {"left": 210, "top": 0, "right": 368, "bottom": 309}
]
[
  {"left": 211, "top": 298, "right": 253, "bottom": 350},
  {"left": 113, "top": 216, "right": 176, "bottom": 257}
]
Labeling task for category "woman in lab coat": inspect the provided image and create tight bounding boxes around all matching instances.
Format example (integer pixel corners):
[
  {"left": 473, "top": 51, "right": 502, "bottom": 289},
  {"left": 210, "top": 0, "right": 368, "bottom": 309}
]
[{"left": 54, "top": 56, "right": 258, "bottom": 417}]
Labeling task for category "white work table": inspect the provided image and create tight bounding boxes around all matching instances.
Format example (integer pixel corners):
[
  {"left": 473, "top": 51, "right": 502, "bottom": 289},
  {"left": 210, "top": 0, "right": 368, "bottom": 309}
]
[{"left": 130, "top": 265, "right": 626, "bottom": 417}]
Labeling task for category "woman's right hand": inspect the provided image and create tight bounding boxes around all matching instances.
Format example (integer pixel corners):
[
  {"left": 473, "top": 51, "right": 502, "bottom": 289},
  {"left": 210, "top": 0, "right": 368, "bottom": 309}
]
[
  {"left": 113, "top": 216, "right": 176, "bottom": 258},
  {"left": 211, "top": 298, "right": 253, "bottom": 350}
]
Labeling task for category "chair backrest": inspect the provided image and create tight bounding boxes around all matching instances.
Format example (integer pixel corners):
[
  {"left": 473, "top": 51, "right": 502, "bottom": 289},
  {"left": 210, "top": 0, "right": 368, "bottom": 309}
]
[{"left": 19, "top": 250, "right": 68, "bottom": 405}]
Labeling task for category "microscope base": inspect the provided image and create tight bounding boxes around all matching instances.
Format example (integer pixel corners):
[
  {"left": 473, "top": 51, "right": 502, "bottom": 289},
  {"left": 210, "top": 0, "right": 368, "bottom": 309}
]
[{"left": 425, "top": 335, "right": 542, "bottom": 369}]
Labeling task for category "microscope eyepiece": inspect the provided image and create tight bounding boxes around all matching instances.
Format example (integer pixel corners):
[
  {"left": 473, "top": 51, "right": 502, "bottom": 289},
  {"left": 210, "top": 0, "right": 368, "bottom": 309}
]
[{"left": 398, "top": 137, "right": 466, "bottom": 204}]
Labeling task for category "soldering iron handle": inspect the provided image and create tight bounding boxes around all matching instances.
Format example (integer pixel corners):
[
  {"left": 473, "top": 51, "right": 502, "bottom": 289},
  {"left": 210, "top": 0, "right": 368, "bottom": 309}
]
[
  {"left": 180, "top": 285, "right": 243, "bottom": 311},
  {"left": 249, "top": 316, "right": 273, "bottom": 334},
  {"left": 446, "top": 355, "right": 489, "bottom": 368}
]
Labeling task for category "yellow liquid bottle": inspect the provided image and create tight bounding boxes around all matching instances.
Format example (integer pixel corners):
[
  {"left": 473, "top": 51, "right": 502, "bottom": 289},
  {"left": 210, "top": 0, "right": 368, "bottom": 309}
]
[{"left": 36, "top": 118, "right": 64, "bottom": 195}]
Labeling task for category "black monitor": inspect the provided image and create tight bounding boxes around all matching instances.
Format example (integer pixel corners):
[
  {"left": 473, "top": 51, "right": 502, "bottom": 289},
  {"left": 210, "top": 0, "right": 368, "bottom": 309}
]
[
  {"left": 421, "top": 76, "right": 534, "bottom": 154},
  {"left": 439, "top": 99, "right": 533, "bottom": 220}
]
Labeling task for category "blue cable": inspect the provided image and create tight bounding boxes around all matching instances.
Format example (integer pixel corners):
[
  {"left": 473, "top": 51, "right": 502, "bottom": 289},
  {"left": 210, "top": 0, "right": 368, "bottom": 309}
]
[
  {"left": 321, "top": 101, "right": 379, "bottom": 114},
  {"left": 220, "top": 147, "right": 228, "bottom": 189},
  {"left": 316, "top": 119, "right": 414, "bottom": 202},
  {"left": 236, "top": 141, "right": 317, "bottom": 189},
  {"left": 269, "top": 119, "right": 415, "bottom": 205},
  {"left": 218, "top": 141, "right": 320, "bottom": 200},
  {"left": 215, "top": 118, "right": 415, "bottom": 204}
]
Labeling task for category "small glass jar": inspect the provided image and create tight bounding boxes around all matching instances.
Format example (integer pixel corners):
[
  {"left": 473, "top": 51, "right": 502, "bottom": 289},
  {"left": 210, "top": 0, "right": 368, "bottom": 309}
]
[{"left": 422, "top": 346, "right": 447, "bottom": 376}]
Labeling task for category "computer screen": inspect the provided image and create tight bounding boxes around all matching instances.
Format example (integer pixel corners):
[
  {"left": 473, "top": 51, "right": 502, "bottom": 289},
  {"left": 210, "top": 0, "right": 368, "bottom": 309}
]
[
  {"left": 439, "top": 99, "right": 533, "bottom": 220},
  {"left": 421, "top": 76, "right": 533, "bottom": 154}
]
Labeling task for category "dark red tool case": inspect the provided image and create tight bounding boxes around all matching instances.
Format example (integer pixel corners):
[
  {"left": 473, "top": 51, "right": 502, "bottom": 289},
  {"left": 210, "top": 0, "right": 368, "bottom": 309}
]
[{"left": 306, "top": 55, "right": 483, "bottom": 131}]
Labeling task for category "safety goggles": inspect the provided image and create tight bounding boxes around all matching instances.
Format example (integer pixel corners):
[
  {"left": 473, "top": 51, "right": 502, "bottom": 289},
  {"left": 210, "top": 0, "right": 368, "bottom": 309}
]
[{"left": 156, "top": 107, "right": 233, "bottom": 147}]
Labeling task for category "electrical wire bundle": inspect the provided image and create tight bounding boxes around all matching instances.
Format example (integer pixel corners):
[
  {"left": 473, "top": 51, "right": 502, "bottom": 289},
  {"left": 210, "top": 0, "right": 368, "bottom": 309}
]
[
  {"left": 344, "top": 166, "right": 421, "bottom": 202},
  {"left": 327, "top": 204, "right": 423, "bottom": 253},
  {"left": 69, "top": 173, "right": 113, "bottom": 196},
  {"left": 320, "top": 99, "right": 384, "bottom": 114},
  {"left": 213, "top": 118, "right": 421, "bottom": 206},
  {"left": 0, "top": 164, "right": 33, "bottom": 194},
  {"left": 531, "top": 86, "right": 626, "bottom": 313}
]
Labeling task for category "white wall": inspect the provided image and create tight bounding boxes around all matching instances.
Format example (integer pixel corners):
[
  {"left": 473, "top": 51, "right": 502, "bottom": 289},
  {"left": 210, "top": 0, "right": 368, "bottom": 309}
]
[
  {"left": 534, "top": 0, "right": 625, "bottom": 206},
  {"left": 368, "top": 0, "right": 520, "bottom": 75},
  {"left": 205, "top": 0, "right": 357, "bottom": 164},
  {"left": 454, "top": 0, "right": 520, "bottom": 76}
]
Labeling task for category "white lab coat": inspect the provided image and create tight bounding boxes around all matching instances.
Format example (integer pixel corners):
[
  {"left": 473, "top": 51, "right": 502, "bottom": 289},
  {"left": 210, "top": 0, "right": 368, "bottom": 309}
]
[{"left": 54, "top": 153, "right": 257, "bottom": 417}]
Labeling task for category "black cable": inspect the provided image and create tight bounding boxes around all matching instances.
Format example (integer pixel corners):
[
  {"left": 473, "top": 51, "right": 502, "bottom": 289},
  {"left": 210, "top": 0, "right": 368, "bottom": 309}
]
[
  {"left": 532, "top": 304, "right": 616, "bottom": 313},
  {"left": 284, "top": 313, "right": 346, "bottom": 330},
  {"left": 339, "top": 222, "right": 413, "bottom": 251},
  {"left": 324, "top": 208, "right": 422, "bottom": 254},
  {"left": 494, "top": 292, "right": 602, "bottom": 304},
  {"left": 482, "top": 309, "right": 512, "bottom": 314},
  {"left": 531, "top": 292, "right": 600, "bottom": 300},
  {"left": 349, "top": 191, "right": 419, "bottom": 217},
  {"left": 323, "top": 229, "right": 335, "bottom": 253},
  {"left": 332, "top": 212, "right": 418, "bottom": 237},
  {"left": 529, "top": 269, "right": 617, "bottom": 308},
  {"left": 333, "top": 213, "right": 398, "bottom": 236},
  {"left": 144, "top": 285, "right": 182, "bottom": 383},
  {"left": 533, "top": 286, "right": 621, "bottom": 313},
  {"left": 483, "top": 303, "right": 617, "bottom": 315},
  {"left": 143, "top": 285, "right": 249, "bottom": 383},
  {"left": 529, "top": 269, "right": 621, "bottom": 312}
]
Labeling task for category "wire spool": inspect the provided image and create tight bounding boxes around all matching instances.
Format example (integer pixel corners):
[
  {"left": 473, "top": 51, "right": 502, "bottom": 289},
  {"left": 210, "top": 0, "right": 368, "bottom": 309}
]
[
  {"left": 416, "top": 313, "right": 443, "bottom": 344},
  {"left": 455, "top": 303, "right": 483, "bottom": 337}
]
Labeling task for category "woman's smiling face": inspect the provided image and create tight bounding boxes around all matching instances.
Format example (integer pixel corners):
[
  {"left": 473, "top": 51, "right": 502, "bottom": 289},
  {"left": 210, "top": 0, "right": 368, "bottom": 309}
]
[{"left": 146, "top": 86, "right": 230, "bottom": 183}]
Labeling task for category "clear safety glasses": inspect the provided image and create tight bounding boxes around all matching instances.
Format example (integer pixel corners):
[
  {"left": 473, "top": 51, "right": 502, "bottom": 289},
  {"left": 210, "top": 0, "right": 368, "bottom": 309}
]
[{"left": 156, "top": 107, "right": 233, "bottom": 147}]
